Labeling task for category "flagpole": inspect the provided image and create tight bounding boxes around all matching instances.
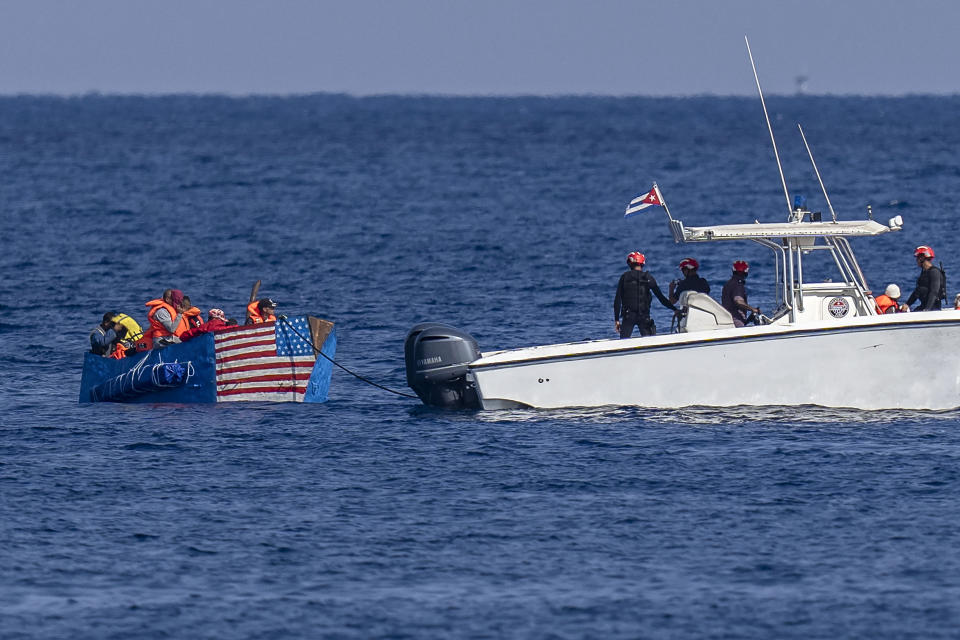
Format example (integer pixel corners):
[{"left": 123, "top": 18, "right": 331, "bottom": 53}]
[{"left": 653, "top": 183, "right": 674, "bottom": 222}]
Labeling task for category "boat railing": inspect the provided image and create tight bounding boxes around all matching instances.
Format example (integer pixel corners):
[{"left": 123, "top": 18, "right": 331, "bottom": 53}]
[{"left": 668, "top": 218, "right": 685, "bottom": 244}]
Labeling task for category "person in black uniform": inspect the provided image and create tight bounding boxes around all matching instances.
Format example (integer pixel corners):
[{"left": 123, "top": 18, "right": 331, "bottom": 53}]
[
  {"left": 721, "top": 260, "right": 760, "bottom": 327},
  {"left": 614, "top": 251, "right": 677, "bottom": 338},
  {"left": 668, "top": 257, "right": 711, "bottom": 305},
  {"left": 902, "top": 245, "right": 946, "bottom": 311}
]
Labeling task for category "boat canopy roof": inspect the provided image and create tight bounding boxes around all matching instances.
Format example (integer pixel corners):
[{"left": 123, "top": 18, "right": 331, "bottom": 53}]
[{"left": 677, "top": 219, "right": 894, "bottom": 243}]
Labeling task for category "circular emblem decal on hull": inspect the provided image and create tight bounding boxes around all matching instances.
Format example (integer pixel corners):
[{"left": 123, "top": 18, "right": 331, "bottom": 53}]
[{"left": 827, "top": 297, "right": 850, "bottom": 318}]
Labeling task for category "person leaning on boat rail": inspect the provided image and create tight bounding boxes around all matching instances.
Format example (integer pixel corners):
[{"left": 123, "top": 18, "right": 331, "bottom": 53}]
[
  {"left": 614, "top": 251, "right": 678, "bottom": 338},
  {"left": 721, "top": 260, "right": 760, "bottom": 328},
  {"left": 89, "top": 312, "right": 143, "bottom": 359},
  {"left": 901, "top": 245, "right": 946, "bottom": 311},
  {"left": 668, "top": 257, "right": 711, "bottom": 305},
  {"left": 874, "top": 284, "right": 903, "bottom": 315},
  {"left": 179, "top": 308, "right": 230, "bottom": 342},
  {"left": 179, "top": 295, "right": 203, "bottom": 332}
]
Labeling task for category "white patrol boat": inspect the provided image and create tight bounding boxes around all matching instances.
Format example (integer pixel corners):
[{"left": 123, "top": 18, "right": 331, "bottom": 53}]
[
  {"left": 403, "top": 40, "right": 960, "bottom": 411},
  {"left": 405, "top": 202, "right": 960, "bottom": 411}
]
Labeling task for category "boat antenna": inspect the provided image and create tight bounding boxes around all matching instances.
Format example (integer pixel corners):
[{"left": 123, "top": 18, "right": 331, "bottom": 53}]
[
  {"left": 745, "top": 36, "right": 792, "bottom": 220},
  {"left": 797, "top": 123, "right": 838, "bottom": 223}
]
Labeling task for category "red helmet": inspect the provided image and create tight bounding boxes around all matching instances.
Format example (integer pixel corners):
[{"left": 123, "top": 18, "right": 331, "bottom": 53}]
[
  {"left": 679, "top": 257, "right": 699, "bottom": 271},
  {"left": 914, "top": 245, "right": 935, "bottom": 259},
  {"left": 627, "top": 251, "right": 646, "bottom": 266},
  {"left": 732, "top": 260, "right": 749, "bottom": 273}
]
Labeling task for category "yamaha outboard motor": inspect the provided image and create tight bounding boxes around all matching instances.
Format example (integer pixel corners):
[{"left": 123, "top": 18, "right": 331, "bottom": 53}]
[{"left": 404, "top": 323, "right": 481, "bottom": 409}]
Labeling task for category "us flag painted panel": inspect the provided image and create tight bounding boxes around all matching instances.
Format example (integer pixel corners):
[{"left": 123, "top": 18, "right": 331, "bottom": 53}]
[{"left": 214, "top": 317, "right": 317, "bottom": 402}]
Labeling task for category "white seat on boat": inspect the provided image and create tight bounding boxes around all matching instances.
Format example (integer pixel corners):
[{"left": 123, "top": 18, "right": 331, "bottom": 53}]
[{"left": 678, "top": 291, "right": 735, "bottom": 332}]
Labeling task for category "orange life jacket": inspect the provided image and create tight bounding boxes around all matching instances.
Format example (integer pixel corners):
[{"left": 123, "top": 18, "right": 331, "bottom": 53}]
[
  {"left": 109, "top": 342, "right": 127, "bottom": 359},
  {"left": 246, "top": 300, "right": 276, "bottom": 324},
  {"left": 146, "top": 298, "right": 183, "bottom": 338},
  {"left": 134, "top": 331, "right": 154, "bottom": 352},
  {"left": 875, "top": 294, "right": 900, "bottom": 315},
  {"left": 180, "top": 306, "right": 203, "bottom": 332}
]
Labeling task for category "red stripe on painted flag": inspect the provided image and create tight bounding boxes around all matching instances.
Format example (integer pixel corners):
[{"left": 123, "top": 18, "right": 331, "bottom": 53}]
[{"left": 213, "top": 322, "right": 316, "bottom": 401}]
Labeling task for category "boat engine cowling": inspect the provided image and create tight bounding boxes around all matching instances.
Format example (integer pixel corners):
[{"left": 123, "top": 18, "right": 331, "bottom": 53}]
[{"left": 404, "top": 323, "right": 481, "bottom": 409}]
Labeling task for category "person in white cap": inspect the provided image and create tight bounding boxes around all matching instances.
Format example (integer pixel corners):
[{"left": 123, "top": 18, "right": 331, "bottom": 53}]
[{"left": 874, "top": 284, "right": 902, "bottom": 314}]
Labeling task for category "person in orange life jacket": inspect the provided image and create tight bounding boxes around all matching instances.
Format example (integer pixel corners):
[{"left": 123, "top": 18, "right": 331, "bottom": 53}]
[
  {"left": 874, "top": 284, "right": 903, "bottom": 315},
  {"left": 721, "top": 260, "right": 760, "bottom": 328},
  {"left": 902, "top": 245, "right": 945, "bottom": 311},
  {"left": 179, "top": 295, "right": 203, "bottom": 331},
  {"left": 180, "top": 308, "right": 230, "bottom": 342},
  {"left": 90, "top": 312, "right": 125, "bottom": 356},
  {"left": 246, "top": 298, "right": 277, "bottom": 324},
  {"left": 614, "top": 252, "right": 677, "bottom": 338},
  {"left": 144, "top": 288, "right": 186, "bottom": 347}
]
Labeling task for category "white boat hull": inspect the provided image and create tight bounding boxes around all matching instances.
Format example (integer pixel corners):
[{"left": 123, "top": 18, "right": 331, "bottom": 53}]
[{"left": 469, "top": 312, "right": 960, "bottom": 411}]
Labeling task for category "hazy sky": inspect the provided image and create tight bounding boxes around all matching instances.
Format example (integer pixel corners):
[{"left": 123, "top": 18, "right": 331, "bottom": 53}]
[{"left": 0, "top": 0, "right": 958, "bottom": 96}]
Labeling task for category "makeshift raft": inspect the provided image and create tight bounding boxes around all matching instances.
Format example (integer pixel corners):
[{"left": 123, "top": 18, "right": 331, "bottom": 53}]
[{"left": 79, "top": 316, "right": 336, "bottom": 403}]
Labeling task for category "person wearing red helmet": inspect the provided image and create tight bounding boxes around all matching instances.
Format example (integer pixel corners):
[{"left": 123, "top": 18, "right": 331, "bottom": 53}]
[
  {"left": 902, "top": 245, "right": 946, "bottom": 311},
  {"left": 614, "top": 251, "right": 677, "bottom": 338},
  {"left": 668, "top": 257, "right": 711, "bottom": 305},
  {"left": 721, "top": 260, "right": 760, "bottom": 327}
]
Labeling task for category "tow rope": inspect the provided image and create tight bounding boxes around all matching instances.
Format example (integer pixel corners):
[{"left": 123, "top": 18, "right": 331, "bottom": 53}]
[{"left": 277, "top": 316, "right": 417, "bottom": 399}]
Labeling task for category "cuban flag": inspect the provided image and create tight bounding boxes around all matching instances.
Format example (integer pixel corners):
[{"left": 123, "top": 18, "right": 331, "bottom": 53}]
[{"left": 624, "top": 186, "right": 663, "bottom": 218}]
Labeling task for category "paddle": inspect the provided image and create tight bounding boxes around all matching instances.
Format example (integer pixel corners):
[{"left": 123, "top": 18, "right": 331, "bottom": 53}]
[{"left": 246, "top": 279, "right": 261, "bottom": 324}]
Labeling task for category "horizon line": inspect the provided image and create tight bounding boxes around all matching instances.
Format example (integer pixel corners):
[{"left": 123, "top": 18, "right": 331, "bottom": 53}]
[{"left": 0, "top": 90, "right": 957, "bottom": 99}]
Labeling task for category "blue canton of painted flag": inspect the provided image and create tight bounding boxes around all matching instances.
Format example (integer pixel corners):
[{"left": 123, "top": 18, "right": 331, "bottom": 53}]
[{"left": 276, "top": 316, "right": 314, "bottom": 356}]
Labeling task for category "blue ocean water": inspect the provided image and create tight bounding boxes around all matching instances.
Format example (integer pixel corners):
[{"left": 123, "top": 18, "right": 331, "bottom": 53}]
[{"left": 3, "top": 94, "right": 960, "bottom": 638}]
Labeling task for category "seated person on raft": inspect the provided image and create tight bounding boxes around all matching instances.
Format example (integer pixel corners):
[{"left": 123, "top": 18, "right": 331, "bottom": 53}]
[
  {"left": 90, "top": 312, "right": 126, "bottom": 357},
  {"left": 246, "top": 298, "right": 277, "bottom": 324},
  {"left": 180, "top": 308, "right": 230, "bottom": 342},
  {"left": 141, "top": 289, "right": 187, "bottom": 349}
]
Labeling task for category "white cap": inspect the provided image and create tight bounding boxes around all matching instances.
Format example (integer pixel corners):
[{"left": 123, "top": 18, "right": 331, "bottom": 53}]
[{"left": 885, "top": 284, "right": 900, "bottom": 298}]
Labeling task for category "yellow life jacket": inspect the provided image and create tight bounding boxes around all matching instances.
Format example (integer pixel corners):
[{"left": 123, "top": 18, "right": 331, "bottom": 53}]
[{"left": 111, "top": 313, "right": 144, "bottom": 343}]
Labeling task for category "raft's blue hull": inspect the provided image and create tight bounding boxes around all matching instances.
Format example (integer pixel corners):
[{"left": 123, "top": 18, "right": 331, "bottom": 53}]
[{"left": 79, "top": 316, "right": 336, "bottom": 403}]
